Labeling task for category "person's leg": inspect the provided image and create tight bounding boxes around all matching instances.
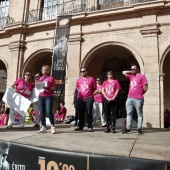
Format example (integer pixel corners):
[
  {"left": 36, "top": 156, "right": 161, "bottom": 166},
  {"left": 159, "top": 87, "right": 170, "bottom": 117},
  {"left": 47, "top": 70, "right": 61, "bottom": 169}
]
[
  {"left": 134, "top": 98, "right": 144, "bottom": 130},
  {"left": 75, "top": 98, "right": 85, "bottom": 130},
  {"left": 45, "top": 96, "right": 56, "bottom": 134},
  {"left": 99, "top": 102, "right": 106, "bottom": 126},
  {"left": 7, "top": 108, "right": 16, "bottom": 127},
  {"left": 74, "top": 102, "right": 79, "bottom": 125},
  {"left": 104, "top": 101, "right": 111, "bottom": 132},
  {"left": 125, "top": 98, "right": 134, "bottom": 130},
  {"left": 92, "top": 102, "right": 98, "bottom": 125},
  {"left": 38, "top": 96, "right": 46, "bottom": 132},
  {"left": 19, "top": 115, "right": 25, "bottom": 128},
  {"left": 110, "top": 101, "right": 117, "bottom": 133},
  {"left": 84, "top": 97, "right": 94, "bottom": 130}
]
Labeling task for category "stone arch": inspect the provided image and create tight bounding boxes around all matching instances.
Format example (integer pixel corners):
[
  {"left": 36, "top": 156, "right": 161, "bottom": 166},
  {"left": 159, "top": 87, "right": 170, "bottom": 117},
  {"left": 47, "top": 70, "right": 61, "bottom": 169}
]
[
  {"left": 159, "top": 44, "right": 170, "bottom": 74},
  {"left": 0, "top": 57, "right": 8, "bottom": 70},
  {"left": 81, "top": 41, "right": 144, "bottom": 74},
  {"left": 22, "top": 48, "right": 53, "bottom": 76}
]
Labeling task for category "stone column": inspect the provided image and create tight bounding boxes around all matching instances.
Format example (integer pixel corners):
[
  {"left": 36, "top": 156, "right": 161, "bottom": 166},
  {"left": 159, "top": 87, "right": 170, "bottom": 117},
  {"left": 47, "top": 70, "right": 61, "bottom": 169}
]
[
  {"left": 140, "top": 11, "right": 161, "bottom": 128},
  {"left": 65, "top": 24, "right": 82, "bottom": 115},
  {"left": 159, "top": 74, "right": 165, "bottom": 128}
]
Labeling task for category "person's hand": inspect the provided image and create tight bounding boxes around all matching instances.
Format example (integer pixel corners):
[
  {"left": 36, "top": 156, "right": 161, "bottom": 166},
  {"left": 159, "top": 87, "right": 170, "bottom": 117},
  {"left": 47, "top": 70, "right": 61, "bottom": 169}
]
[
  {"left": 25, "top": 90, "right": 31, "bottom": 95},
  {"left": 43, "top": 87, "right": 51, "bottom": 90}
]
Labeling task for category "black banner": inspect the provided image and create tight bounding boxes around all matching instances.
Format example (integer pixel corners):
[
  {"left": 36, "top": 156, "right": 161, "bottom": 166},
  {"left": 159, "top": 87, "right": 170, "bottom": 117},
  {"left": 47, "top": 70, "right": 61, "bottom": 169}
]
[
  {"left": 52, "top": 15, "right": 72, "bottom": 99},
  {"left": 0, "top": 141, "right": 168, "bottom": 170}
]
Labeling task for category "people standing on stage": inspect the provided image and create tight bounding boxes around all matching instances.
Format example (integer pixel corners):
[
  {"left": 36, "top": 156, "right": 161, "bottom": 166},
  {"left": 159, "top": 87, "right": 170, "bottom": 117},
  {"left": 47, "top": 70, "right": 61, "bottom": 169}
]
[
  {"left": 75, "top": 68, "right": 96, "bottom": 132},
  {"left": 102, "top": 70, "right": 121, "bottom": 133},
  {"left": 93, "top": 78, "right": 106, "bottom": 127},
  {"left": 122, "top": 64, "right": 148, "bottom": 135},
  {"left": 7, "top": 71, "right": 34, "bottom": 129},
  {"left": 35, "top": 65, "right": 56, "bottom": 134}
]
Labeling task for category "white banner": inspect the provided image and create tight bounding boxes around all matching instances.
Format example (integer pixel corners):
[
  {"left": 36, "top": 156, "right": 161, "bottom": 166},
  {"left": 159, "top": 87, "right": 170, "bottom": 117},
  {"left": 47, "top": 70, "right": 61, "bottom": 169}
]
[{"left": 2, "top": 87, "right": 31, "bottom": 117}]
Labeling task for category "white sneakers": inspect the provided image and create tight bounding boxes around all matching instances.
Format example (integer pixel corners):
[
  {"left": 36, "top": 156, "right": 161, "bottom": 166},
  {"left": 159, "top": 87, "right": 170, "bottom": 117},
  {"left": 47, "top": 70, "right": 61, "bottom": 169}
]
[
  {"left": 37, "top": 126, "right": 47, "bottom": 133},
  {"left": 37, "top": 126, "right": 56, "bottom": 134},
  {"left": 51, "top": 126, "right": 56, "bottom": 134}
]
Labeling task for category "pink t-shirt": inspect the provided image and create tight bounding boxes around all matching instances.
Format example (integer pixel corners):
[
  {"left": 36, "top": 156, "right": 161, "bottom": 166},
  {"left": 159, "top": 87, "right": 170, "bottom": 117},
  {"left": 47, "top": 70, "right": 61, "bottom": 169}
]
[
  {"left": 102, "top": 80, "right": 121, "bottom": 99},
  {"left": 94, "top": 85, "right": 104, "bottom": 103},
  {"left": 126, "top": 74, "right": 148, "bottom": 99},
  {"left": 14, "top": 78, "right": 34, "bottom": 98},
  {"left": 76, "top": 76, "right": 96, "bottom": 99},
  {"left": 60, "top": 106, "right": 67, "bottom": 117},
  {"left": 38, "top": 76, "right": 55, "bottom": 97}
]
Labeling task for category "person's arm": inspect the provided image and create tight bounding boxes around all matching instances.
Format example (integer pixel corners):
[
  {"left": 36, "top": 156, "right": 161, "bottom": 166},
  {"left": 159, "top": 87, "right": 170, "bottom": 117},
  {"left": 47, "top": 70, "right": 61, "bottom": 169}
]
[
  {"left": 102, "top": 87, "right": 109, "bottom": 101},
  {"left": 143, "top": 84, "right": 148, "bottom": 94},
  {"left": 122, "top": 70, "right": 132, "bottom": 76}
]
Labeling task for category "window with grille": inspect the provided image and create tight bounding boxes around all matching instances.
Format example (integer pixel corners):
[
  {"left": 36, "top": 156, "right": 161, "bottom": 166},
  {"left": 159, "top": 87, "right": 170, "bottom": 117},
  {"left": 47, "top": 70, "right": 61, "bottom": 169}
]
[
  {"left": 42, "top": 0, "right": 60, "bottom": 20},
  {"left": 0, "top": 0, "right": 10, "bottom": 28}
]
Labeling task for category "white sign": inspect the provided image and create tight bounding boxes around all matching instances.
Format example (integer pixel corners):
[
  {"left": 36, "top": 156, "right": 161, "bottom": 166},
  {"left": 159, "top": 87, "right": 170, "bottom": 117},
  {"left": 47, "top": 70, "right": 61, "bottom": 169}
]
[
  {"left": 35, "top": 81, "right": 46, "bottom": 90},
  {"left": 2, "top": 87, "right": 31, "bottom": 117},
  {"left": 29, "top": 88, "right": 39, "bottom": 103}
]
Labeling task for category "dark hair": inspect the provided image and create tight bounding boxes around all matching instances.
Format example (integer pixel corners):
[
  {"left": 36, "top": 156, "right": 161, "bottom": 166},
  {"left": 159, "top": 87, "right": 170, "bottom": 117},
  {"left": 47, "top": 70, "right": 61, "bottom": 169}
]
[
  {"left": 107, "top": 70, "right": 113, "bottom": 74},
  {"left": 60, "top": 101, "right": 65, "bottom": 106},
  {"left": 131, "top": 64, "right": 138, "bottom": 69},
  {"left": 5, "top": 107, "right": 10, "bottom": 115},
  {"left": 57, "top": 107, "right": 60, "bottom": 111}
]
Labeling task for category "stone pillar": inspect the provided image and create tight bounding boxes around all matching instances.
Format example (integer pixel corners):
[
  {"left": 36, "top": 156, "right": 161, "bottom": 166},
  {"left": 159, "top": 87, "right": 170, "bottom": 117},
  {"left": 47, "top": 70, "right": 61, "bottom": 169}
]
[
  {"left": 159, "top": 74, "right": 165, "bottom": 128},
  {"left": 140, "top": 11, "right": 160, "bottom": 128},
  {"left": 65, "top": 24, "right": 82, "bottom": 115}
]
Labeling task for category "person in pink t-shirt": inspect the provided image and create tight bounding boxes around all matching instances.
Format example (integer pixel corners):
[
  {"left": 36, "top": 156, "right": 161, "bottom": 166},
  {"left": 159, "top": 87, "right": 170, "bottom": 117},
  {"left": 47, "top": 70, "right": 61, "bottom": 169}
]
[
  {"left": 54, "top": 101, "right": 67, "bottom": 122},
  {"left": 7, "top": 71, "right": 34, "bottom": 129},
  {"left": 35, "top": 65, "right": 56, "bottom": 134},
  {"left": 75, "top": 67, "right": 96, "bottom": 132},
  {"left": 102, "top": 70, "right": 121, "bottom": 133},
  {"left": 93, "top": 78, "right": 106, "bottom": 127},
  {"left": 122, "top": 64, "right": 148, "bottom": 135}
]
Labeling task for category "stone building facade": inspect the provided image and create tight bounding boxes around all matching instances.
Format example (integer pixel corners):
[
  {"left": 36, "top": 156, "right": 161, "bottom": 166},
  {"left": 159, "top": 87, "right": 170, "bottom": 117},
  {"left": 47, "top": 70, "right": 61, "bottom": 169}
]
[{"left": 0, "top": 0, "right": 170, "bottom": 128}]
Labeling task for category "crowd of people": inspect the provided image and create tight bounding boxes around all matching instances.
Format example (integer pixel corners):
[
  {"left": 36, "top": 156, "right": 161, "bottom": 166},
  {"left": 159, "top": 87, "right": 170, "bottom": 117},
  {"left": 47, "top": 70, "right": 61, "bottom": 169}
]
[{"left": 0, "top": 63, "right": 151, "bottom": 135}]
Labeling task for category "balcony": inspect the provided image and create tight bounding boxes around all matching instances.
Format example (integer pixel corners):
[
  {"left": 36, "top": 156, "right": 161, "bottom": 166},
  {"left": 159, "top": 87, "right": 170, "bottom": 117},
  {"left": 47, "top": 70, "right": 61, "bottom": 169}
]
[
  {"left": 27, "top": 0, "right": 155, "bottom": 23},
  {"left": 0, "top": 16, "right": 15, "bottom": 29}
]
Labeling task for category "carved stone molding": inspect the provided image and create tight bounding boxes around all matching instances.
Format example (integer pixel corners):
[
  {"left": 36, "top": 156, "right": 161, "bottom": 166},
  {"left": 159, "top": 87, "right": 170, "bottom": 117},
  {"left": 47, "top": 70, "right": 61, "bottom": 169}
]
[
  {"left": 8, "top": 41, "right": 26, "bottom": 51},
  {"left": 159, "top": 73, "right": 165, "bottom": 81}
]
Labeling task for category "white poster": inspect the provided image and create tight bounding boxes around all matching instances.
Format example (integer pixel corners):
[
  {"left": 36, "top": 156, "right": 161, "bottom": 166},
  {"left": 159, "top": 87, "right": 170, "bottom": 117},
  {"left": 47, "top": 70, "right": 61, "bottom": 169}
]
[
  {"left": 29, "top": 88, "right": 39, "bottom": 103},
  {"left": 35, "top": 81, "right": 46, "bottom": 90},
  {"left": 2, "top": 87, "right": 31, "bottom": 117}
]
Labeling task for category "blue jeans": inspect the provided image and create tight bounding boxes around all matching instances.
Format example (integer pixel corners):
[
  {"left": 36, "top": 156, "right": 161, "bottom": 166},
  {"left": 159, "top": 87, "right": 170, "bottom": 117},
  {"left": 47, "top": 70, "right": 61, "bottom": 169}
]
[
  {"left": 77, "top": 97, "right": 94, "bottom": 129},
  {"left": 38, "top": 96, "right": 54, "bottom": 126},
  {"left": 126, "top": 97, "right": 144, "bottom": 130}
]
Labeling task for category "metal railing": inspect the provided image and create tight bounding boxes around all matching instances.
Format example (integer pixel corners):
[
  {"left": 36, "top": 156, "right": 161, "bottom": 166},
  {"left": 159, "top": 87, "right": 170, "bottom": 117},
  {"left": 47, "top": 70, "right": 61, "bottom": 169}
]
[
  {"left": 27, "top": 0, "right": 155, "bottom": 23},
  {"left": 0, "top": 16, "right": 15, "bottom": 29}
]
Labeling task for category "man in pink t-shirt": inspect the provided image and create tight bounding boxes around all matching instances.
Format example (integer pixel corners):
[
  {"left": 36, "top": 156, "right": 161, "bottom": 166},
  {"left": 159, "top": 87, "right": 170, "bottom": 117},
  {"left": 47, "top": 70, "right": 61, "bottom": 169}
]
[
  {"left": 122, "top": 64, "right": 148, "bottom": 135},
  {"left": 75, "top": 68, "right": 96, "bottom": 132}
]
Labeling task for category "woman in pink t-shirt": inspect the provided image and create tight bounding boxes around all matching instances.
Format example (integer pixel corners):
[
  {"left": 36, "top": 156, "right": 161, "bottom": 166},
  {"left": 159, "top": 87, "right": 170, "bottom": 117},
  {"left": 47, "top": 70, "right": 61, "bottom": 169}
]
[
  {"left": 102, "top": 70, "right": 121, "bottom": 133},
  {"left": 35, "top": 65, "right": 56, "bottom": 134},
  {"left": 7, "top": 71, "right": 34, "bottom": 129}
]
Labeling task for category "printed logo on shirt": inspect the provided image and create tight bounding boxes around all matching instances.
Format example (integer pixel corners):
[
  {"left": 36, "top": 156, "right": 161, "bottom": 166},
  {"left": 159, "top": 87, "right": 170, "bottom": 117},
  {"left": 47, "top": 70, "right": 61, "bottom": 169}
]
[
  {"left": 105, "top": 84, "right": 114, "bottom": 95},
  {"left": 80, "top": 82, "right": 89, "bottom": 92},
  {"left": 130, "top": 78, "right": 137, "bottom": 89}
]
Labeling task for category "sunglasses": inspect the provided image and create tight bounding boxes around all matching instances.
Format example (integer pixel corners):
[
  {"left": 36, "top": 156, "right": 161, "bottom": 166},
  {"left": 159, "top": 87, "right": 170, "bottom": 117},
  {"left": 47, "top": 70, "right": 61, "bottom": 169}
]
[
  {"left": 107, "top": 73, "right": 112, "bottom": 75},
  {"left": 80, "top": 70, "right": 86, "bottom": 73},
  {"left": 131, "top": 69, "right": 136, "bottom": 71},
  {"left": 25, "top": 74, "right": 31, "bottom": 76}
]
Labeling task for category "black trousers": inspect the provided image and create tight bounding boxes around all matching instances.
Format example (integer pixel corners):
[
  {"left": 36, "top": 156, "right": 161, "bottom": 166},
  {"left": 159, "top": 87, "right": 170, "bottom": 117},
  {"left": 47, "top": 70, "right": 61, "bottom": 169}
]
[
  {"left": 77, "top": 97, "right": 94, "bottom": 129},
  {"left": 104, "top": 100, "right": 117, "bottom": 129}
]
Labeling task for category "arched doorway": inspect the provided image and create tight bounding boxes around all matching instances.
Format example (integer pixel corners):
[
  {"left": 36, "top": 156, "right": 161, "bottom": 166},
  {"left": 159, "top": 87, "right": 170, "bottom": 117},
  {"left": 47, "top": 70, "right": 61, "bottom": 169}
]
[
  {"left": 22, "top": 50, "right": 52, "bottom": 76},
  {"left": 0, "top": 59, "right": 7, "bottom": 105},
  {"left": 163, "top": 51, "right": 170, "bottom": 111},
  {"left": 83, "top": 44, "right": 141, "bottom": 124}
]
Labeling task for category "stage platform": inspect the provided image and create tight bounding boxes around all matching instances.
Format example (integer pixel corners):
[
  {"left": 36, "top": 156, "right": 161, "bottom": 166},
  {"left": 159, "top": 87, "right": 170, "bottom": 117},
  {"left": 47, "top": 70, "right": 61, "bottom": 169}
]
[{"left": 0, "top": 123, "right": 170, "bottom": 170}]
